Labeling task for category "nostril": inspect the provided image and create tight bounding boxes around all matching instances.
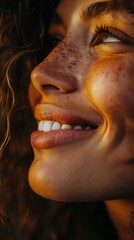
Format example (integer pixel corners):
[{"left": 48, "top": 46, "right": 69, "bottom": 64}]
[{"left": 41, "top": 84, "right": 60, "bottom": 92}]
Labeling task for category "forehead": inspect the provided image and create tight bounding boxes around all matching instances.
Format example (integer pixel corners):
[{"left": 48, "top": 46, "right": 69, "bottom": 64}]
[
  {"left": 55, "top": 0, "right": 134, "bottom": 26},
  {"left": 55, "top": 0, "right": 112, "bottom": 25},
  {"left": 56, "top": 0, "right": 112, "bottom": 12}
]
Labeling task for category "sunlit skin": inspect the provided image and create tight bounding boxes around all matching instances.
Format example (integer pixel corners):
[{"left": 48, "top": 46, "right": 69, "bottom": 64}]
[{"left": 28, "top": 0, "right": 134, "bottom": 206}]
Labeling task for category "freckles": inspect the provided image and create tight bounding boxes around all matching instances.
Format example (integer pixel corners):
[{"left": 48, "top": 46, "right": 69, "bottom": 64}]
[
  {"left": 87, "top": 58, "right": 127, "bottom": 89},
  {"left": 124, "top": 63, "right": 134, "bottom": 93},
  {"left": 65, "top": 38, "right": 83, "bottom": 70},
  {"left": 85, "top": 56, "right": 134, "bottom": 120},
  {"left": 85, "top": 58, "right": 128, "bottom": 109},
  {"left": 48, "top": 36, "right": 82, "bottom": 72}
]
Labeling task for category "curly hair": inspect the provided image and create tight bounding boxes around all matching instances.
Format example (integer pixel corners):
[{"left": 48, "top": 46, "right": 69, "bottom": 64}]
[
  {"left": 0, "top": 1, "right": 57, "bottom": 239},
  {"left": 0, "top": 0, "right": 133, "bottom": 239}
]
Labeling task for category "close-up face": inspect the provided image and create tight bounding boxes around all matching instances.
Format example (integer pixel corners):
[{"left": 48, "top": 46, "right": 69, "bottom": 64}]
[{"left": 28, "top": 0, "right": 134, "bottom": 202}]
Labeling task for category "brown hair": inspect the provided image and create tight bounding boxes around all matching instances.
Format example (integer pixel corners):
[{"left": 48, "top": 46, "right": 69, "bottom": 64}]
[{"left": 0, "top": 1, "right": 48, "bottom": 238}]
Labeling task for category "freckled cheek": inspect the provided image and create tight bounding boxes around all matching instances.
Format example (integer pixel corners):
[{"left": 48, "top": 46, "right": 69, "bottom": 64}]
[{"left": 85, "top": 59, "right": 134, "bottom": 115}]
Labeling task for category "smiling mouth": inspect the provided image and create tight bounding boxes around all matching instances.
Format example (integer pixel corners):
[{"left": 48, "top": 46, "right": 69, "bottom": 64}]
[
  {"left": 38, "top": 120, "right": 94, "bottom": 132},
  {"left": 31, "top": 120, "right": 97, "bottom": 149},
  {"left": 31, "top": 104, "right": 99, "bottom": 149}
]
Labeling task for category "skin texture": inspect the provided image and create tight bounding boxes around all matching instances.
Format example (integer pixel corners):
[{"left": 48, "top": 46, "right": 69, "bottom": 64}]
[{"left": 28, "top": 0, "right": 134, "bottom": 203}]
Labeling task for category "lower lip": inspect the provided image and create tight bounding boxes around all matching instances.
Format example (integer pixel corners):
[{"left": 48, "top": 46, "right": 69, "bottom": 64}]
[{"left": 31, "top": 129, "right": 96, "bottom": 149}]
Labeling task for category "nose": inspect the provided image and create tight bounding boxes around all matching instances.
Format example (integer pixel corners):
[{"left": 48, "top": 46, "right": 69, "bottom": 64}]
[{"left": 31, "top": 38, "right": 80, "bottom": 95}]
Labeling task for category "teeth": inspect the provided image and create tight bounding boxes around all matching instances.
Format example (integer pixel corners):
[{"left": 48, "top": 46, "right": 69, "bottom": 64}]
[
  {"left": 52, "top": 121, "right": 61, "bottom": 130},
  {"left": 38, "top": 121, "right": 44, "bottom": 131},
  {"left": 43, "top": 120, "right": 53, "bottom": 132},
  {"left": 38, "top": 120, "right": 92, "bottom": 132},
  {"left": 85, "top": 126, "right": 92, "bottom": 130},
  {"left": 61, "top": 124, "right": 72, "bottom": 130},
  {"left": 73, "top": 125, "right": 83, "bottom": 130}
]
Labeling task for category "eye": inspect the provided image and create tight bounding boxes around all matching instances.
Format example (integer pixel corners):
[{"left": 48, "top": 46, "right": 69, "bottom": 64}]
[
  {"left": 101, "top": 35, "right": 120, "bottom": 43},
  {"left": 47, "top": 34, "right": 62, "bottom": 53},
  {"left": 91, "top": 25, "right": 133, "bottom": 46}
]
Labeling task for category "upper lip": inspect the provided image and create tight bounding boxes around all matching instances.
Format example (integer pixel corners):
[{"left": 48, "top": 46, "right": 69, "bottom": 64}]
[{"left": 34, "top": 104, "right": 101, "bottom": 128}]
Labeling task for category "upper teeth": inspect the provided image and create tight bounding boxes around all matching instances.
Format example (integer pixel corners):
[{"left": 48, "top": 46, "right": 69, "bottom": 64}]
[{"left": 38, "top": 120, "right": 91, "bottom": 132}]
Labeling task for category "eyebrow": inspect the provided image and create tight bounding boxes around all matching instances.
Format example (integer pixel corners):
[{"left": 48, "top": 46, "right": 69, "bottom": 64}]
[
  {"left": 80, "top": 1, "right": 134, "bottom": 22},
  {"left": 50, "top": 2, "right": 112, "bottom": 26},
  {"left": 50, "top": 1, "right": 134, "bottom": 27}
]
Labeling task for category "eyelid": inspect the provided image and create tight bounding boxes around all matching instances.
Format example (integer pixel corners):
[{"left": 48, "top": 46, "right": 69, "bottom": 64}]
[{"left": 90, "top": 25, "right": 134, "bottom": 46}]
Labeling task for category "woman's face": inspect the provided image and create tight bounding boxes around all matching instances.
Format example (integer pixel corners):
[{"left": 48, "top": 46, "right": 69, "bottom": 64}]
[{"left": 28, "top": 0, "right": 134, "bottom": 202}]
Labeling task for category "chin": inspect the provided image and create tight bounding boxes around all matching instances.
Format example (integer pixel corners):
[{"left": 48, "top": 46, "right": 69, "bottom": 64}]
[{"left": 28, "top": 159, "right": 134, "bottom": 202}]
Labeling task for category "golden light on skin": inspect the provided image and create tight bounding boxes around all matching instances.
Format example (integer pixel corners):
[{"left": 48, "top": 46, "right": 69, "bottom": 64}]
[
  {"left": 28, "top": 0, "right": 134, "bottom": 238},
  {"left": 29, "top": 150, "right": 59, "bottom": 200},
  {"left": 105, "top": 200, "right": 134, "bottom": 240},
  {"left": 28, "top": 82, "right": 41, "bottom": 111},
  {"left": 29, "top": 0, "right": 134, "bottom": 204}
]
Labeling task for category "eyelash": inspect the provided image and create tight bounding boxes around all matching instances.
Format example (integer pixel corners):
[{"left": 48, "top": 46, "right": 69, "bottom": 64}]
[
  {"left": 91, "top": 25, "right": 130, "bottom": 46},
  {"left": 47, "top": 25, "right": 132, "bottom": 52}
]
